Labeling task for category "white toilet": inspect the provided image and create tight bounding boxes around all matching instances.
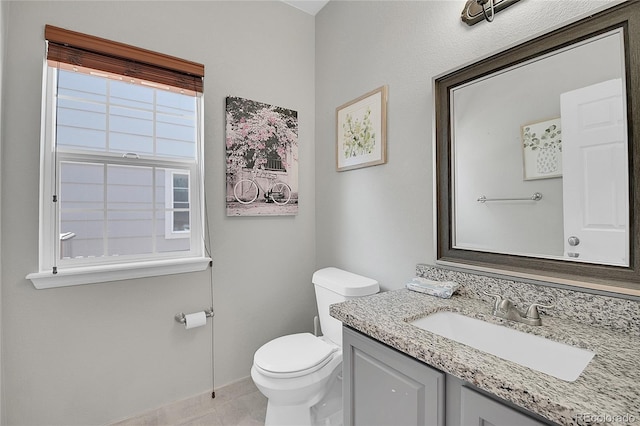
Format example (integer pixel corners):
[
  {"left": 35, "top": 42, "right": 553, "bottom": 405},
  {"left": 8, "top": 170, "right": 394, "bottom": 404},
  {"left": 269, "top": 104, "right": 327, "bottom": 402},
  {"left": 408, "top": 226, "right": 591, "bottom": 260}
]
[{"left": 251, "top": 267, "right": 379, "bottom": 426}]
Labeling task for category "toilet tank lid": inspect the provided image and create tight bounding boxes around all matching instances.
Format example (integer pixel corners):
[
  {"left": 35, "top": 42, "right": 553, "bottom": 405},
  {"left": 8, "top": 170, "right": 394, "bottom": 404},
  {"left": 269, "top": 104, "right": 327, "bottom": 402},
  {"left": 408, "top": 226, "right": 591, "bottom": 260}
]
[{"left": 312, "top": 267, "right": 379, "bottom": 297}]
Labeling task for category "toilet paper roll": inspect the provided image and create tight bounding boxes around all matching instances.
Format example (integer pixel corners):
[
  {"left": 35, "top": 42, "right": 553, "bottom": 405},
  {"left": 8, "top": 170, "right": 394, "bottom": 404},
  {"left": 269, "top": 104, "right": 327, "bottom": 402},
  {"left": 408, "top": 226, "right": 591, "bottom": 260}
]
[{"left": 184, "top": 311, "right": 207, "bottom": 329}]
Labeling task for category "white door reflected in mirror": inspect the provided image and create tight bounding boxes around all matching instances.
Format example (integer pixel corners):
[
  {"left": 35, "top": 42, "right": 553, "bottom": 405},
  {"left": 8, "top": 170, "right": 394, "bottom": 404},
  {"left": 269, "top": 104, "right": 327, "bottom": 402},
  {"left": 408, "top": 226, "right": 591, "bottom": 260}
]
[{"left": 561, "top": 78, "right": 628, "bottom": 266}]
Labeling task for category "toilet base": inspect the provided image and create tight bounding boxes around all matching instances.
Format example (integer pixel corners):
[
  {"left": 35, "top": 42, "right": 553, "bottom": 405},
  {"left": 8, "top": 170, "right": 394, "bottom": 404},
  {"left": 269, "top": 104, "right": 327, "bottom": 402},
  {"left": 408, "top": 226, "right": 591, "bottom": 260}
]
[
  {"left": 258, "top": 367, "right": 343, "bottom": 426},
  {"left": 311, "top": 373, "right": 343, "bottom": 426},
  {"left": 265, "top": 403, "right": 313, "bottom": 426},
  {"left": 264, "top": 395, "right": 343, "bottom": 425}
]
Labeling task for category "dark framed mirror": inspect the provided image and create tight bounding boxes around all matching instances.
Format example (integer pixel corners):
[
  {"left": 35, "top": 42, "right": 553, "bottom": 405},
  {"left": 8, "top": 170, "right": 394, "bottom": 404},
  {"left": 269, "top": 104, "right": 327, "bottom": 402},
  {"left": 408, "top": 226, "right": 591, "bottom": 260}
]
[{"left": 435, "top": 2, "right": 640, "bottom": 293}]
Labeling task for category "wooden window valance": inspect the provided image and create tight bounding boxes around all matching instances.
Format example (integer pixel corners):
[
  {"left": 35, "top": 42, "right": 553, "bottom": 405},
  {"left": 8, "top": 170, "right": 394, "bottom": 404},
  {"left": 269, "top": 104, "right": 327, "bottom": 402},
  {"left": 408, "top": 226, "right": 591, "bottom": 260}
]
[{"left": 45, "top": 25, "right": 204, "bottom": 93}]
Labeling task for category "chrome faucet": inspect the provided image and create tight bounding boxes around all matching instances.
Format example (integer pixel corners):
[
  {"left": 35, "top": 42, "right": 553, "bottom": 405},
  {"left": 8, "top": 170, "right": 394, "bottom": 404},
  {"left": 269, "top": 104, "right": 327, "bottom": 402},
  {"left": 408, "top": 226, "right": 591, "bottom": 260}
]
[{"left": 483, "top": 292, "right": 554, "bottom": 326}]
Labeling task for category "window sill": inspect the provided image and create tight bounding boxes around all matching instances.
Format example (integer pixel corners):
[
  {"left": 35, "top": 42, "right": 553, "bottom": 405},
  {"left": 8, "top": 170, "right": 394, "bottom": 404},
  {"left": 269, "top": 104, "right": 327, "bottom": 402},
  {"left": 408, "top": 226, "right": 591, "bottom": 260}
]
[{"left": 26, "top": 257, "right": 212, "bottom": 289}]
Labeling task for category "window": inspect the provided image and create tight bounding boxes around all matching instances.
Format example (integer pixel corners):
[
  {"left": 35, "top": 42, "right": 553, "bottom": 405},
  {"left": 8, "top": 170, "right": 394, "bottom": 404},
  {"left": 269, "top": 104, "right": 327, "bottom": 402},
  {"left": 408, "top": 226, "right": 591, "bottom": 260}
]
[
  {"left": 166, "top": 170, "right": 190, "bottom": 238},
  {"left": 243, "top": 145, "right": 287, "bottom": 172},
  {"left": 27, "top": 26, "right": 209, "bottom": 288}
]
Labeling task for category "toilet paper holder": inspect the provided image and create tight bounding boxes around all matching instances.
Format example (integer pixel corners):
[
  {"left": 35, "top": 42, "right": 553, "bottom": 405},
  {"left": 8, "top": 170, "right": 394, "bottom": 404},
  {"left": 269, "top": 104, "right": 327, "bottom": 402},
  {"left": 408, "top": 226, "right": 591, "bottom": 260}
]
[{"left": 175, "top": 308, "right": 214, "bottom": 325}]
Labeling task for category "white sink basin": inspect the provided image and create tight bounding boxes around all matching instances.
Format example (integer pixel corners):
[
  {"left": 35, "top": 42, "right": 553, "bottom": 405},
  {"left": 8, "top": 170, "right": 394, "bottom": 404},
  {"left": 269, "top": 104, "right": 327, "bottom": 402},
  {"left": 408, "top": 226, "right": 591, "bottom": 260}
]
[{"left": 410, "top": 311, "right": 595, "bottom": 382}]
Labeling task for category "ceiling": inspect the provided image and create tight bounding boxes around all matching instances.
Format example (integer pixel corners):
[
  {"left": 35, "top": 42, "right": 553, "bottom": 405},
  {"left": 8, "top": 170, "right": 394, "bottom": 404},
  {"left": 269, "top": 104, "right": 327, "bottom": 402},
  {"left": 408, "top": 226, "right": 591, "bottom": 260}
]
[{"left": 281, "top": 0, "right": 330, "bottom": 15}]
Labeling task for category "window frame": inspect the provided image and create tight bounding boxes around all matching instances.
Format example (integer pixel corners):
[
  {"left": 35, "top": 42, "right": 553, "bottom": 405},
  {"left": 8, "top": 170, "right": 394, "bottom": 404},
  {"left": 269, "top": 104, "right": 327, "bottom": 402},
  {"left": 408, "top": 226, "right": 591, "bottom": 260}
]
[
  {"left": 28, "top": 56, "right": 209, "bottom": 289},
  {"left": 165, "top": 169, "right": 191, "bottom": 239}
]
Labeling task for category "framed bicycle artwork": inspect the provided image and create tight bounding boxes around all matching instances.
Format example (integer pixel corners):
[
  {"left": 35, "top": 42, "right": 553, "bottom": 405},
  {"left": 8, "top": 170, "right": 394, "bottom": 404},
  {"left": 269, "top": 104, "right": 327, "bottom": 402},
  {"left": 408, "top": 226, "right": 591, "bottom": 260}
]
[
  {"left": 336, "top": 85, "right": 388, "bottom": 172},
  {"left": 225, "top": 96, "right": 299, "bottom": 216}
]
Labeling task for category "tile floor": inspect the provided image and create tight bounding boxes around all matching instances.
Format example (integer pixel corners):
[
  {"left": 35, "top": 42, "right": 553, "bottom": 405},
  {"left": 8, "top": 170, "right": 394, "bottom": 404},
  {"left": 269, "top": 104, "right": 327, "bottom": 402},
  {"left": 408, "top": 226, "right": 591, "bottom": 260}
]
[{"left": 112, "top": 377, "right": 267, "bottom": 426}]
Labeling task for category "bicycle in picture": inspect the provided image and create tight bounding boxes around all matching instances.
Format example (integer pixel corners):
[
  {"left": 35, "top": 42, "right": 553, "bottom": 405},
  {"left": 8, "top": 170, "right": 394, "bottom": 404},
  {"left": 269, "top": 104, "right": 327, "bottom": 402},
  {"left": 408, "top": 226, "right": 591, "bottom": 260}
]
[{"left": 233, "top": 169, "right": 292, "bottom": 205}]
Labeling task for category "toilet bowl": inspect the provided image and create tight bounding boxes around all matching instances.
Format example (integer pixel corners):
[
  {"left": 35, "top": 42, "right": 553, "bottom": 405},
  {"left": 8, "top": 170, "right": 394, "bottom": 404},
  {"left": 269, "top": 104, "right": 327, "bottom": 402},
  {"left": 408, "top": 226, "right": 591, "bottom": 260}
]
[
  {"left": 251, "top": 333, "right": 343, "bottom": 425},
  {"left": 251, "top": 267, "right": 379, "bottom": 426}
]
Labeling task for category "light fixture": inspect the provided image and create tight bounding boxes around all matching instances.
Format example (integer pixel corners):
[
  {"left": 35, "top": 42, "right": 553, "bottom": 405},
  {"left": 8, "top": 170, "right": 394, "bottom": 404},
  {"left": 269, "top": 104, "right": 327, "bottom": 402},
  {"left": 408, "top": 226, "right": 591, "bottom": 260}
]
[{"left": 461, "top": 0, "right": 522, "bottom": 25}]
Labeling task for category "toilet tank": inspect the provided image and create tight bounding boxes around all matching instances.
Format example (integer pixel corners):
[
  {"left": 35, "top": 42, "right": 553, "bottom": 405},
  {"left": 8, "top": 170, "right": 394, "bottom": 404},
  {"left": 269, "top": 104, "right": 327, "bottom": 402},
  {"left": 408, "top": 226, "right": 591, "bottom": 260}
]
[{"left": 312, "top": 267, "right": 379, "bottom": 346}]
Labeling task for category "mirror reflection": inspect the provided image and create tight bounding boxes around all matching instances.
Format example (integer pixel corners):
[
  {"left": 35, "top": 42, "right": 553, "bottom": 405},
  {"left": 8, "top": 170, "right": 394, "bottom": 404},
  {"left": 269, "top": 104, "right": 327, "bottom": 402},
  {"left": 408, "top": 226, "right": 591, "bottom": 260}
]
[{"left": 451, "top": 29, "right": 628, "bottom": 267}]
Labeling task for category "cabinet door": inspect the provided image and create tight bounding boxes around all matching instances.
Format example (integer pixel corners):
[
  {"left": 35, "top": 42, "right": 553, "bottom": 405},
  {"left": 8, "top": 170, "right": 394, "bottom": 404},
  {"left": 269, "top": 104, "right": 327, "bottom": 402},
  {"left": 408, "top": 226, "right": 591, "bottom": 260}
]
[
  {"left": 343, "top": 327, "right": 445, "bottom": 426},
  {"left": 460, "top": 387, "right": 546, "bottom": 426}
]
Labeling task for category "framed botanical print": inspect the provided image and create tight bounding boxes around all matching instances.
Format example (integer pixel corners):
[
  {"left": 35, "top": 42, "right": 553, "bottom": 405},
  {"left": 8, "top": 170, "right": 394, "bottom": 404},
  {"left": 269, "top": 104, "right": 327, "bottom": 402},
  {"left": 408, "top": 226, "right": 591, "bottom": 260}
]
[
  {"left": 522, "top": 117, "right": 562, "bottom": 180},
  {"left": 336, "top": 86, "right": 388, "bottom": 172}
]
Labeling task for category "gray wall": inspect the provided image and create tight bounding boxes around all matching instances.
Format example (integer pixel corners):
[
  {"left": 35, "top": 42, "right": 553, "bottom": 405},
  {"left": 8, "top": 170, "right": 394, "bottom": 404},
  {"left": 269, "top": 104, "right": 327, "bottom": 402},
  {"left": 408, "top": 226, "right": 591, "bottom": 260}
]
[
  {"left": 1, "top": 1, "right": 316, "bottom": 425},
  {"left": 315, "top": 0, "right": 619, "bottom": 291}
]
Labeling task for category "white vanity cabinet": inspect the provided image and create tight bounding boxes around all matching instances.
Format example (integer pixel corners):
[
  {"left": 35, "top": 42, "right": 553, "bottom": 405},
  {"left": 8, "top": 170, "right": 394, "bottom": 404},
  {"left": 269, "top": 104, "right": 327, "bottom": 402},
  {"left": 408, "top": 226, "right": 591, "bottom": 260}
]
[{"left": 343, "top": 327, "right": 551, "bottom": 426}]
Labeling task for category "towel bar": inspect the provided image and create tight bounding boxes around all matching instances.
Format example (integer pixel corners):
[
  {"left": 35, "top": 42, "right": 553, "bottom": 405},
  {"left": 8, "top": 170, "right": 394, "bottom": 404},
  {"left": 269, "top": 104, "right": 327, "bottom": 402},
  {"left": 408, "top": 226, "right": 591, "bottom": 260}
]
[{"left": 477, "top": 192, "right": 542, "bottom": 203}]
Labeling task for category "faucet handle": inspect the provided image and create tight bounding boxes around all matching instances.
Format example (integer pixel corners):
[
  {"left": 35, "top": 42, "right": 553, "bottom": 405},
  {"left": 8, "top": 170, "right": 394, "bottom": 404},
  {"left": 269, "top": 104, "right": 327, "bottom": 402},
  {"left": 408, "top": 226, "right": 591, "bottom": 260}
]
[
  {"left": 525, "top": 303, "right": 555, "bottom": 320},
  {"left": 482, "top": 291, "right": 503, "bottom": 311}
]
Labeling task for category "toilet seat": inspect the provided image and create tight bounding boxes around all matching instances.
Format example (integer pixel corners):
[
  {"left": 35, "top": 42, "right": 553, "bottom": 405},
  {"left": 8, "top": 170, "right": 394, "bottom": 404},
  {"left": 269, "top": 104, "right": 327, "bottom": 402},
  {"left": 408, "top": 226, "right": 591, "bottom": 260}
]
[{"left": 254, "top": 333, "right": 337, "bottom": 379}]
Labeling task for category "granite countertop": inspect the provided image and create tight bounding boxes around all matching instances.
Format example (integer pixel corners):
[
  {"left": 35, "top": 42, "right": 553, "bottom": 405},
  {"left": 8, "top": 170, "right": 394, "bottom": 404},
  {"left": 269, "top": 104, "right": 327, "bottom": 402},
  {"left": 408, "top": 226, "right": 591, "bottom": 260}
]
[{"left": 330, "top": 289, "right": 640, "bottom": 426}]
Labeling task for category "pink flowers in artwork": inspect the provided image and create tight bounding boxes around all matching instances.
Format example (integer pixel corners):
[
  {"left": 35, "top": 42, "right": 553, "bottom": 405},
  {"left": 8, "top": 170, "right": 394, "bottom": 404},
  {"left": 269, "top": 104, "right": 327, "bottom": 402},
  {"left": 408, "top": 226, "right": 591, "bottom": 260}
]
[{"left": 226, "top": 97, "right": 298, "bottom": 175}]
